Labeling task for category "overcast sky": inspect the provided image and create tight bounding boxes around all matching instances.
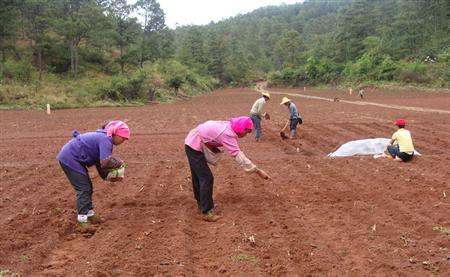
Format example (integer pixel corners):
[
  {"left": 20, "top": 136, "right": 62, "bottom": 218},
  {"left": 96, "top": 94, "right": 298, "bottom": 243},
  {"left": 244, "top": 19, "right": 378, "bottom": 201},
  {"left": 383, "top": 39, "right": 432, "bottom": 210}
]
[{"left": 130, "top": 0, "right": 303, "bottom": 28}]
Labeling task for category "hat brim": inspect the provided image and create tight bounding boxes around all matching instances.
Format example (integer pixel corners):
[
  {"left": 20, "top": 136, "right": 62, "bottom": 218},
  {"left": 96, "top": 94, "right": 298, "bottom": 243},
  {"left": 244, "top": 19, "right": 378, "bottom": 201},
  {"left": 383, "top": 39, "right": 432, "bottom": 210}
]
[{"left": 262, "top": 92, "right": 270, "bottom": 99}]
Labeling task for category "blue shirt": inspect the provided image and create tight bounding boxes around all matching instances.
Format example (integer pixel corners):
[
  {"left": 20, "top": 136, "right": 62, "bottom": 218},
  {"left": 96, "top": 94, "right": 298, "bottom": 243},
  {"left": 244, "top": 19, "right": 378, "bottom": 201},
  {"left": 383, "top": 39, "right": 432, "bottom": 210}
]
[
  {"left": 289, "top": 102, "right": 298, "bottom": 120},
  {"left": 57, "top": 130, "right": 113, "bottom": 175}
]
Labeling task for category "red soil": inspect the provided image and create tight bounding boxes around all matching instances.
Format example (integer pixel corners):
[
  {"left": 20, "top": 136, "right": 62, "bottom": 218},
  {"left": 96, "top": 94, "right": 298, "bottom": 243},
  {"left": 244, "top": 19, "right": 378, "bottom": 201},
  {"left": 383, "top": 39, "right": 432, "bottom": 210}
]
[{"left": 0, "top": 87, "right": 449, "bottom": 276}]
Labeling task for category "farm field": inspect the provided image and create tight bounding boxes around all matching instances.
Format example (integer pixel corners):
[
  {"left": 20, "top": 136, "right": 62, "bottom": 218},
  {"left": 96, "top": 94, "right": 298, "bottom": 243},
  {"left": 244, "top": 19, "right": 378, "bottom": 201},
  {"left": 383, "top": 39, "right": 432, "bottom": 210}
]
[{"left": 1, "top": 87, "right": 449, "bottom": 276}]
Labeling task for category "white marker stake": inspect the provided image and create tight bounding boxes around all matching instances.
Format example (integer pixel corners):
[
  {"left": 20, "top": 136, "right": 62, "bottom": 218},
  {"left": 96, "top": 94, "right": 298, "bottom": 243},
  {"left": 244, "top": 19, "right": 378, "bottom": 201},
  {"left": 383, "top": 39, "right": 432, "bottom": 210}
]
[
  {"left": 303, "top": 86, "right": 306, "bottom": 91},
  {"left": 46, "top": 103, "right": 51, "bottom": 115},
  {"left": 349, "top": 88, "right": 353, "bottom": 95}
]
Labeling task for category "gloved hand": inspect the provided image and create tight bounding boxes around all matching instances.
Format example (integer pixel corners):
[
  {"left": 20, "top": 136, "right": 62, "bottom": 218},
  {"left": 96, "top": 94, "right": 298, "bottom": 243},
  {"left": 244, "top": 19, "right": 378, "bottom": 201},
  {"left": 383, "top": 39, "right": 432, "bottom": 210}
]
[
  {"left": 264, "top": 113, "right": 270, "bottom": 120},
  {"left": 101, "top": 156, "right": 123, "bottom": 170}
]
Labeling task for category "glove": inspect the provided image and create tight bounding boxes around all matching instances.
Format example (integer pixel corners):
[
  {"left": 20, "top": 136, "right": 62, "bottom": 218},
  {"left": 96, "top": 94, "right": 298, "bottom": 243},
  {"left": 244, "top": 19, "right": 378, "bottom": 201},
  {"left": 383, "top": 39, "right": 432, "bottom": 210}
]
[
  {"left": 264, "top": 113, "right": 270, "bottom": 120},
  {"left": 280, "top": 131, "right": 288, "bottom": 140},
  {"left": 101, "top": 156, "right": 123, "bottom": 170}
]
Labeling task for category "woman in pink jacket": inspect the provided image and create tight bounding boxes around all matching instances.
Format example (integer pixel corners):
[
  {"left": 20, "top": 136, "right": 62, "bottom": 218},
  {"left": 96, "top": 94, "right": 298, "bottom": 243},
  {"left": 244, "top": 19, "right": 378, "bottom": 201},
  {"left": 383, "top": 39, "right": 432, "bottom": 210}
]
[{"left": 184, "top": 116, "right": 270, "bottom": 222}]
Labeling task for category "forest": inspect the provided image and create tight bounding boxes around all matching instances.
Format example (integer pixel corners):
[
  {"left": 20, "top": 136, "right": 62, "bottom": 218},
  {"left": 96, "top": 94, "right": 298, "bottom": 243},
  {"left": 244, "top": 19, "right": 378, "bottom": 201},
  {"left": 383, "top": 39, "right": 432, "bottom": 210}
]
[{"left": 0, "top": 0, "right": 448, "bottom": 108}]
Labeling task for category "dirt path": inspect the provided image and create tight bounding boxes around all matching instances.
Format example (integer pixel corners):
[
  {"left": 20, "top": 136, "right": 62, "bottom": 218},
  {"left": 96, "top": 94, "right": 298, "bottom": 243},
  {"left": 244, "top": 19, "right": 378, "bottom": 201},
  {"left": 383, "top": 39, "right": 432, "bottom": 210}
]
[
  {"left": 257, "top": 84, "right": 450, "bottom": 114},
  {"left": 1, "top": 87, "right": 449, "bottom": 275}
]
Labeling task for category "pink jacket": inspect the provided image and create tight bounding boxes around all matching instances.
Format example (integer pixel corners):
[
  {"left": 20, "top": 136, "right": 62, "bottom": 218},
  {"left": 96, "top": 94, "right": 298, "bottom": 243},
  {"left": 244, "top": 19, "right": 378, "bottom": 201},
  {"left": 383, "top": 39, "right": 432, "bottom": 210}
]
[{"left": 185, "top": 121, "right": 241, "bottom": 157}]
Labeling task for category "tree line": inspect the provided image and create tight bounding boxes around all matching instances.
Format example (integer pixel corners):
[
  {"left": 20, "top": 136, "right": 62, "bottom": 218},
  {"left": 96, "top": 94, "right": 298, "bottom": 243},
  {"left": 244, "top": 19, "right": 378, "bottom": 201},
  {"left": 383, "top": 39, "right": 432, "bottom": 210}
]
[
  {"left": 0, "top": 0, "right": 171, "bottom": 81},
  {"left": 175, "top": 0, "right": 448, "bottom": 86},
  {"left": 0, "top": 0, "right": 448, "bottom": 95}
]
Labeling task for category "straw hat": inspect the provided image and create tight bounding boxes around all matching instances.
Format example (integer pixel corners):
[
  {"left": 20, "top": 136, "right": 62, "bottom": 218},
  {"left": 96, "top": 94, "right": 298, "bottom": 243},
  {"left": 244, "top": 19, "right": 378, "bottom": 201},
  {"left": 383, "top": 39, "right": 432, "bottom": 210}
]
[
  {"left": 280, "top": 97, "right": 291, "bottom": 105},
  {"left": 261, "top": 91, "right": 270, "bottom": 99}
]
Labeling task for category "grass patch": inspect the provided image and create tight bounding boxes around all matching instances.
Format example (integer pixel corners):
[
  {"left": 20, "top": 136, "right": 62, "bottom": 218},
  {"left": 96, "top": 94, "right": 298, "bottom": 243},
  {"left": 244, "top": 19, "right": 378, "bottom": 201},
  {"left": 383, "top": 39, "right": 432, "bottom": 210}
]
[
  {"left": 19, "top": 254, "right": 30, "bottom": 262},
  {"left": 432, "top": 226, "right": 450, "bottom": 236},
  {"left": 230, "top": 253, "right": 259, "bottom": 266},
  {"left": 0, "top": 269, "right": 20, "bottom": 277}
]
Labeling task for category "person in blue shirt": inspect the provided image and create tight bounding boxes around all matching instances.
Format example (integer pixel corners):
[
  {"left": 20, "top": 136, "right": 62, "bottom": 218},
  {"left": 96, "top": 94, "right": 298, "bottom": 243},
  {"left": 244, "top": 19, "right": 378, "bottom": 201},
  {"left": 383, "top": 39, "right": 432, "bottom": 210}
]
[
  {"left": 57, "top": 120, "right": 130, "bottom": 225},
  {"left": 280, "top": 97, "right": 301, "bottom": 139}
]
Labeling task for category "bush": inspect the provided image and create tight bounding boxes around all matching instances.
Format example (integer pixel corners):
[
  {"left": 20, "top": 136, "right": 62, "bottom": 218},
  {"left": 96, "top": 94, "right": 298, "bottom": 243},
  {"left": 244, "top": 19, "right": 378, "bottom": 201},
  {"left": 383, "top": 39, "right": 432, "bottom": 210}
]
[
  {"left": 395, "top": 61, "right": 429, "bottom": 83},
  {"left": 3, "top": 59, "right": 36, "bottom": 83},
  {"left": 267, "top": 67, "right": 306, "bottom": 87},
  {"left": 99, "top": 72, "right": 146, "bottom": 101},
  {"left": 305, "top": 57, "right": 341, "bottom": 84},
  {"left": 165, "top": 74, "right": 184, "bottom": 93},
  {"left": 376, "top": 56, "right": 397, "bottom": 81},
  {"left": 43, "top": 40, "right": 71, "bottom": 74}
]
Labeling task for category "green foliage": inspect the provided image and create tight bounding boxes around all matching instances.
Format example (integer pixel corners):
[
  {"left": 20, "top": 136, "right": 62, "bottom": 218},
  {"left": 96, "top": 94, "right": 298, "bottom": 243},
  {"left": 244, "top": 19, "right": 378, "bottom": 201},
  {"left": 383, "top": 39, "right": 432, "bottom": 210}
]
[
  {"left": 1, "top": 0, "right": 449, "bottom": 109},
  {"left": 268, "top": 67, "right": 305, "bottom": 87},
  {"left": 395, "top": 61, "right": 429, "bottom": 84},
  {"left": 305, "top": 57, "right": 340, "bottom": 84},
  {"left": 174, "top": 0, "right": 448, "bottom": 87},
  {"left": 3, "top": 59, "right": 36, "bottom": 83},
  {"left": 99, "top": 72, "right": 146, "bottom": 101}
]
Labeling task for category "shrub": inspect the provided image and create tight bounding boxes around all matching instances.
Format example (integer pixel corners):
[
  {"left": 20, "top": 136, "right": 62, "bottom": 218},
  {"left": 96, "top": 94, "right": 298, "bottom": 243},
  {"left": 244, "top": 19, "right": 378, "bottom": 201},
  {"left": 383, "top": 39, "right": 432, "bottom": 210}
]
[
  {"left": 376, "top": 56, "right": 397, "bottom": 81},
  {"left": 99, "top": 72, "right": 146, "bottom": 101},
  {"left": 3, "top": 59, "right": 36, "bottom": 83},
  {"left": 395, "top": 61, "right": 429, "bottom": 83}
]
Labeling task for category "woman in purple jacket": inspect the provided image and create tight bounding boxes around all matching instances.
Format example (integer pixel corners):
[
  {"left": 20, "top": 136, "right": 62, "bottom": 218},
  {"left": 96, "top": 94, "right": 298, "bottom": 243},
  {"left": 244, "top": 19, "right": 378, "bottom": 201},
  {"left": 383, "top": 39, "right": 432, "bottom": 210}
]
[{"left": 57, "top": 120, "right": 130, "bottom": 224}]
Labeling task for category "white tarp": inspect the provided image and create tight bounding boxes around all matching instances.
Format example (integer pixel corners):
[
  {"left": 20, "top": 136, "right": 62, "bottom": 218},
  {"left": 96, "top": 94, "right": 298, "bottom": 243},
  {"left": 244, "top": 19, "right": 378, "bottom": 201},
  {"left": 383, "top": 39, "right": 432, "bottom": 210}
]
[{"left": 328, "top": 138, "right": 420, "bottom": 157}]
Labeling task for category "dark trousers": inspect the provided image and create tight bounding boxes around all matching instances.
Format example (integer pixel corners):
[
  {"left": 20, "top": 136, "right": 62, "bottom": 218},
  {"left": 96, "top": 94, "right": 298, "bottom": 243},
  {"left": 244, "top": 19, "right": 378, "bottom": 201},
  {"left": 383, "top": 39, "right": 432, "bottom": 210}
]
[
  {"left": 387, "top": 145, "right": 414, "bottom": 162},
  {"left": 60, "top": 162, "right": 93, "bottom": 215},
  {"left": 185, "top": 145, "right": 214, "bottom": 213},
  {"left": 250, "top": 114, "right": 262, "bottom": 139}
]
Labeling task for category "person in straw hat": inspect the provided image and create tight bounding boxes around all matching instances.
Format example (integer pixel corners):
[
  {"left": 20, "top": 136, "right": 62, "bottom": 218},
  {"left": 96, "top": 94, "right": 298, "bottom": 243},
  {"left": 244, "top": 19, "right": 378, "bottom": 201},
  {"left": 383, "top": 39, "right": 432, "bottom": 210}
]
[
  {"left": 280, "top": 97, "right": 301, "bottom": 139},
  {"left": 249, "top": 91, "right": 271, "bottom": 141}
]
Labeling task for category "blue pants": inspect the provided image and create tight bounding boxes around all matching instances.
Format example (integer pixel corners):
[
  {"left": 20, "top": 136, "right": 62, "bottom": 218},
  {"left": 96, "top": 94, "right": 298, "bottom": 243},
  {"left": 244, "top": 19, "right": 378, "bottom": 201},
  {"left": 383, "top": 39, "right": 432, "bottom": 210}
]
[
  {"left": 60, "top": 162, "right": 93, "bottom": 215},
  {"left": 387, "top": 145, "right": 414, "bottom": 162},
  {"left": 250, "top": 114, "right": 262, "bottom": 139},
  {"left": 290, "top": 118, "right": 299, "bottom": 137}
]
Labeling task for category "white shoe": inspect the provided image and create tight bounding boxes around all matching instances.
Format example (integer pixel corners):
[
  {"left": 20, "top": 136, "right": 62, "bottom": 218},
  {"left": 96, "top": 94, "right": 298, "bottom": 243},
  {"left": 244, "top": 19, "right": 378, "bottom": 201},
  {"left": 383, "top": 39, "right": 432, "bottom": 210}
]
[
  {"left": 77, "top": 214, "right": 88, "bottom": 223},
  {"left": 87, "top": 210, "right": 95, "bottom": 217}
]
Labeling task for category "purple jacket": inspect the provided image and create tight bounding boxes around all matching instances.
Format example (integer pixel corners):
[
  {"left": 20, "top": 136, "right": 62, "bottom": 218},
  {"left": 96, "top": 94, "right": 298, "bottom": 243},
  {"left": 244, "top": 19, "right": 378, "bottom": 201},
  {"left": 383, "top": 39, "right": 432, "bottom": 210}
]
[{"left": 57, "top": 129, "right": 113, "bottom": 175}]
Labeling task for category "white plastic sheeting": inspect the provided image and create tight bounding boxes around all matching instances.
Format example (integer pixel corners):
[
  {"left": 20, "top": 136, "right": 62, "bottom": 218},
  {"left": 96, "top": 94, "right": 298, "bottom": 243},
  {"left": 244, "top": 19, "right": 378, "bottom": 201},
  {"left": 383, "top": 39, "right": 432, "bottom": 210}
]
[{"left": 328, "top": 138, "right": 420, "bottom": 157}]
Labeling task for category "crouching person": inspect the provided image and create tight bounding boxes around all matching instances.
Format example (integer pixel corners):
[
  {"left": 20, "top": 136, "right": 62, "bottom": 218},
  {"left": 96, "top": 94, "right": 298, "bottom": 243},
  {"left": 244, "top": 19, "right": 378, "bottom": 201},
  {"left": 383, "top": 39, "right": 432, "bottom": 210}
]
[
  {"left": 57, "top": 120, "right": 130, "bottom": 226},
  {"left": 184, "top": 116, "right": 270, "bottom": 222},
  {"left": 386, "top": 118, "right": 414, "bottom": 162}
]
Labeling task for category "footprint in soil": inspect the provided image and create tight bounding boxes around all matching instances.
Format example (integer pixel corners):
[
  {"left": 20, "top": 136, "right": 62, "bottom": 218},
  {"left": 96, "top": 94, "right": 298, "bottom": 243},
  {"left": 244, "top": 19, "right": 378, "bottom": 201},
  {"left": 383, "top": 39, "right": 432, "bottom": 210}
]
[{"left": 123, "top": 200, "right": 138, "bottom": 207}]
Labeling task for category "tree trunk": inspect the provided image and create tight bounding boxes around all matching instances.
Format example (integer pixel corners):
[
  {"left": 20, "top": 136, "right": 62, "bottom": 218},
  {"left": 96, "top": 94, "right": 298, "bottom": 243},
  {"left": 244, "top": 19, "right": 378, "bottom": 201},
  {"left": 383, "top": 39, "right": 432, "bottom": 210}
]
[
  {"left": 140, "top": 45, "right": 144, "bottom": 68},
  {"left": 37, "top": 48, "right": 42, "bottom": 81},
  {"left": 148, "top": 88, "right": 155, "bottom": 101},
  {"left": 70, "top": 41, "right": 75, "bottom": 78},
  {"left": 0, "top": 49, "right": 4, "bottom": 81},
  {"left": 74, "top": 46, "right": 78, "bottom": 79},
  {"left": 120, "top": 44, "right": 124, "bottom": 74}
]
